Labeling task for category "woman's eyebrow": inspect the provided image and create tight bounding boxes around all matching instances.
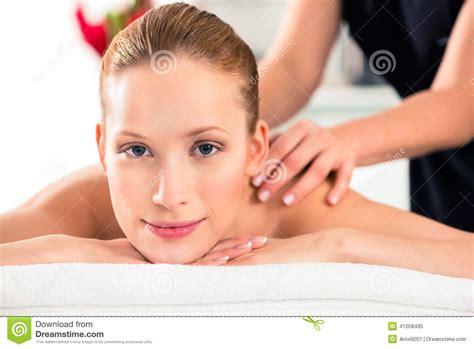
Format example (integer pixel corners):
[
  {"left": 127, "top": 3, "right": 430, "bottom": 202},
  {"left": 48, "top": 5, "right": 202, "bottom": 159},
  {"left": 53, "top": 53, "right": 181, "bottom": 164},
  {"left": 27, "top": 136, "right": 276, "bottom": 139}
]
[
  {"left": 185, "top": 126, "right": 230, "bottom": 137},
  {"left": 115, "top": 130, "right": 149, "bottom": 139},
  {"left": 115, "top": 126, "right": 229, "bottom": 140}
]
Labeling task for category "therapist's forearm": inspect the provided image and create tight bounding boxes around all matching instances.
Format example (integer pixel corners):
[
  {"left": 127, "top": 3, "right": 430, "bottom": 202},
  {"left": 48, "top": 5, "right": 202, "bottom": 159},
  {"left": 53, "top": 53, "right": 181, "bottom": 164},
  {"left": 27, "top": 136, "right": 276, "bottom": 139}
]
[
  {"left": 346, "top": 230, "right": 474, "bottom": 279},
  {"left": 258, "top": 57, "right": 315, "bottom": 128},
  {"left": 258, "top": 0, "right": 341, "bottom": 127},
  {"left": 330, "top": 88, "right": 473, "bottom": 166}
]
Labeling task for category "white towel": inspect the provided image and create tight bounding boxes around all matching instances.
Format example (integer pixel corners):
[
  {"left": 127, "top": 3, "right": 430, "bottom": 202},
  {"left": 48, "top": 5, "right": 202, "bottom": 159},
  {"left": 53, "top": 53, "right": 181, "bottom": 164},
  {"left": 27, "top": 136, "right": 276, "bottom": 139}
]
[{"left": 1, "top": 262, "right": 472, "bottom": 315}]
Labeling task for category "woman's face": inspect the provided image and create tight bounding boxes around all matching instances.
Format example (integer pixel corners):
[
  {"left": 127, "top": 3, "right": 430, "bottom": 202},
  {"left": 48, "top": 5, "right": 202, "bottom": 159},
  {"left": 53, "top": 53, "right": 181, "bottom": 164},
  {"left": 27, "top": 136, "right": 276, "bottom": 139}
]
[{"left": 97, "top": 57, "right": 268, "bottom": 264}]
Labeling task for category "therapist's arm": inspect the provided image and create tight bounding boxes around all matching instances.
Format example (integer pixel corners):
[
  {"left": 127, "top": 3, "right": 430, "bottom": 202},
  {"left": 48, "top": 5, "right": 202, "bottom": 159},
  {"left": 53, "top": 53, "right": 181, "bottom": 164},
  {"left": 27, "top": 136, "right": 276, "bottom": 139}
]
[
  {"left": 331, "top": 87, "right": 473, "bottom": 166},
  {"left": 258, "top": 0, "right": 341, "bottom": 127},
  {"left": 331, "top": 0, "right": 473, "bottom": 165}
]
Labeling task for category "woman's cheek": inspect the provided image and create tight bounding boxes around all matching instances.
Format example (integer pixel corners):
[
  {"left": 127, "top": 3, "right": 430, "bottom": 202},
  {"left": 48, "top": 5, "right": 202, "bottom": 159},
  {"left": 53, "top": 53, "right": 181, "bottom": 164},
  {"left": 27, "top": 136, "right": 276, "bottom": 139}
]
[
  {"left": 106, "top": 162, "right": 146, "bottom": 233},
  {"left": 199, "top": 158, "right": 245, "bottom": 221}
]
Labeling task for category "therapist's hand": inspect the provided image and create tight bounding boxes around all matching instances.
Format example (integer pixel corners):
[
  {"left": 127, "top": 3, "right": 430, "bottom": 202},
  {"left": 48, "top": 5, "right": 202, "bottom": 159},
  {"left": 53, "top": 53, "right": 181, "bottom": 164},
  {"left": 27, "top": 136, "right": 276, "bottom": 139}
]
[{"left": 251, "top": 120, "right": 354, "bottom": 206}]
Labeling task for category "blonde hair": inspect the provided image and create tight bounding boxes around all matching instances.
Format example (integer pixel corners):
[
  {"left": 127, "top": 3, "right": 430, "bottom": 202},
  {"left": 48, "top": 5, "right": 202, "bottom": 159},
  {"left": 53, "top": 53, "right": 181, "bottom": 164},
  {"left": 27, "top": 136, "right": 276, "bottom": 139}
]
[{"left": 99, "top": 2, "right": 259, "bottom": 134}]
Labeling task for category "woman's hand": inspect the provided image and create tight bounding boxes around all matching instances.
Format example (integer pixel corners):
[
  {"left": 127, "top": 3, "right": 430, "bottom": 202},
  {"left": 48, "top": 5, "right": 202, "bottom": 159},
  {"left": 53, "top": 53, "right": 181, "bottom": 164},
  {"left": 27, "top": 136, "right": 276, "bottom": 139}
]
[
  {"left": 185, "top": 235, "right": 269, "bottom": 266},
  {"left": 1, "top": 234, "right": 151, "bottom": 266},
  {"left": 224, "top": 229, "right": 348, "bottom": 266},
  {"left": 252, "top": 120, "right": 355, "bottom": 206}
]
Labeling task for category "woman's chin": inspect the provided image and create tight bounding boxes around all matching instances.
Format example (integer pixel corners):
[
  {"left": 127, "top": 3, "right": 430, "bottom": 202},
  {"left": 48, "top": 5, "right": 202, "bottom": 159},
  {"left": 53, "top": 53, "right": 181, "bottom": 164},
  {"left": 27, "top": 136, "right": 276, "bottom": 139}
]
[{"left": 140, "top": 246, "right": 204, "bottom": 265}]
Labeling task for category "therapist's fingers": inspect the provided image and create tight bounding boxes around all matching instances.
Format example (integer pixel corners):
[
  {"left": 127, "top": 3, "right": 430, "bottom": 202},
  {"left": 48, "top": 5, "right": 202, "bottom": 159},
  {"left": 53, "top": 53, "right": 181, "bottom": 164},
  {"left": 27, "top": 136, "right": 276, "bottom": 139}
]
[
  {"left": 256, "top": 132, "right": 326, "bottom": 204},
  {"left": 281, "top": 149, "right": 338, "bottom": 206},
  {"left": 251, "top": 122, "right": 310, "bottom": 188},
  {"left": 269, "top": 132, "right": 282, "bottom": 145},
  {"left": 327, "top": 160, "right": 354, "bottom": 205}
]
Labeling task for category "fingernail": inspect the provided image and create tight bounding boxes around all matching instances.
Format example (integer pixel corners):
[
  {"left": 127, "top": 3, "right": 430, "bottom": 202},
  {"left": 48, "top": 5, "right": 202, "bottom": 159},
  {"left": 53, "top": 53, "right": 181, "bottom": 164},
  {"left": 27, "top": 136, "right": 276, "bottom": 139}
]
[
  {"left": 212, "top": 255, "right": 230, "bottom": 263},
  {"left": 329, "top": 195, "right": 338, "bottom": 205},
  {"left": 252, "top": 175, "right": 263, "bottom": 187},
  {"left": 283, "top": 194, "right": 295, "bottom": 206},
  {"left": 258, "top": 190, "right": 270, "bottom": 202},
  {"left": 251, "top": 236, "right": 267, "bottom": 244},
  {"left": 236, "top": 241, "right": 252, "bottom": 249}
]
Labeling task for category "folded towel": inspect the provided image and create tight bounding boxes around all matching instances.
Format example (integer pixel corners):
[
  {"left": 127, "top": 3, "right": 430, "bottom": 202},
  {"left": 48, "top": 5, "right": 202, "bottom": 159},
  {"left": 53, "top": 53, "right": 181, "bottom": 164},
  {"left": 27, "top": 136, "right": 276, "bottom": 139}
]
[{"left": 1, "top": 262, "right": 472, "bottom": 315}]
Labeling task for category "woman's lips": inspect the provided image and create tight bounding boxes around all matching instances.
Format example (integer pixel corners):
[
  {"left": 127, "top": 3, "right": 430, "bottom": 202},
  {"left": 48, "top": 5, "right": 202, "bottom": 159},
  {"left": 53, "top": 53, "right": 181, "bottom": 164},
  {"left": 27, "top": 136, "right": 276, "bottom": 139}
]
[{"left": 144, "top": 219, "right": 204, "bottom": 239}]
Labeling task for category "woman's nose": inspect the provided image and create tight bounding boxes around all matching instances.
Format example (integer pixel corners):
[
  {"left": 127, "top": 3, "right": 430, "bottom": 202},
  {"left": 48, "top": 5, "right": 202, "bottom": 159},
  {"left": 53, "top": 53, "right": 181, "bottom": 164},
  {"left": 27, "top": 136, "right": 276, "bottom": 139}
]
[{"left": 151, "top": 170, "right": 188, "bottom": 210}]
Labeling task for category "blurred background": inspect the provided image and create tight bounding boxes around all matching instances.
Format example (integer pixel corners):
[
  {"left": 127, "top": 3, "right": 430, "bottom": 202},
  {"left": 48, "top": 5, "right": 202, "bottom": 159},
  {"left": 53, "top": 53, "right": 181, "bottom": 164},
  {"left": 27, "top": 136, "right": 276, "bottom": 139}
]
[{"left": 1, "top": 0, "right": 407, "bottom": 214}]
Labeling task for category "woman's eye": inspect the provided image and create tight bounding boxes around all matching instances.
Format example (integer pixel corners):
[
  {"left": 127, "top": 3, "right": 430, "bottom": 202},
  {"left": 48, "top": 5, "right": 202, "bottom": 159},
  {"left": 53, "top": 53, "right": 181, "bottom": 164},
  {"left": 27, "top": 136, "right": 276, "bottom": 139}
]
[
  {"left": 124, "top": 145, "right": 151, "bottom": 158},
  {"left": 194, "top": 143, "right": 219, "bottom": 158}
]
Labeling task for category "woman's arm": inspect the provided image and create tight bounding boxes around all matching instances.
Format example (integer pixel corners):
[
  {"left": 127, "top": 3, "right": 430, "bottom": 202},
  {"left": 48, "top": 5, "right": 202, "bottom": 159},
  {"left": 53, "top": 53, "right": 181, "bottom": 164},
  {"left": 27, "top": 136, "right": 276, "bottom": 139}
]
[
  {"left": 331, "top": 0, "right": 473, "bottom": 165},
  {"left": 274, "top": 177, "right": 472, "bottom": 277},
  {"left": 0, "top": 234, "right": 149, "bottom": 265},
  {"left": 258, "top": 0, "right": 341, "bottom": 127},
  {"left": 344, "top": 229, "right": 473, "bottom": 279},
  {"left": 278, "top": 177, "right": 472, "bottom": 241},
  {"left": 226, "top": 228, "right": 473, "bottom": 279},
  {"left": 0, "top": 164, "right": 122, "bottom": 244}
]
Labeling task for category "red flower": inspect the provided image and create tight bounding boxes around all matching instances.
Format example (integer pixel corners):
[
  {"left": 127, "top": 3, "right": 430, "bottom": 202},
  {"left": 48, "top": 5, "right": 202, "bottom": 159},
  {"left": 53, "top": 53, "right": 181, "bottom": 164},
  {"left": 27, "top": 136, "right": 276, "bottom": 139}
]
[
  {"left": 75, "top": 6, "right": 107, "bottom": 56},
  {"left": 75, "top": 1, "right": 152, "bottom": 57}
]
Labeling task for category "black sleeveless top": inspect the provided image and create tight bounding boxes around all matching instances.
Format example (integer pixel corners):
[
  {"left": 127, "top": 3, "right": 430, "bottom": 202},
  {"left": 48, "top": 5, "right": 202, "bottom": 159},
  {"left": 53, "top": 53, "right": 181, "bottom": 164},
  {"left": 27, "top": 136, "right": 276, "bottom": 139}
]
[{"left": 342, "top": 0, "right": 473, "bottom": 231}]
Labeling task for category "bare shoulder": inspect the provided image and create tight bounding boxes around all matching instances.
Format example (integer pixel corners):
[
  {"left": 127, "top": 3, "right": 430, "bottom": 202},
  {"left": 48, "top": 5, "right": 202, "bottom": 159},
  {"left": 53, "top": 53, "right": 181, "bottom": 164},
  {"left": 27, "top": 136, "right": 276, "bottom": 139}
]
[
  {"left": 2, "top": 164, "right": 124, "bottom": 243},
  {"left": 42, "top": 163, "right": 125, "bottom": 240},
  {"left": 274, "top": 174, "right": 364, "bottom": 238}
]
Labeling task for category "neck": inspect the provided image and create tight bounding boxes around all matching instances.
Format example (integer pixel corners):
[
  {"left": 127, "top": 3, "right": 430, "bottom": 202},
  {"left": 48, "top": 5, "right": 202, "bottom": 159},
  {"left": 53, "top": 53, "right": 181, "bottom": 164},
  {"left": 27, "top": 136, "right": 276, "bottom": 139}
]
[{"left": 221, "top": 176, "right": 280, "bottom": 240}]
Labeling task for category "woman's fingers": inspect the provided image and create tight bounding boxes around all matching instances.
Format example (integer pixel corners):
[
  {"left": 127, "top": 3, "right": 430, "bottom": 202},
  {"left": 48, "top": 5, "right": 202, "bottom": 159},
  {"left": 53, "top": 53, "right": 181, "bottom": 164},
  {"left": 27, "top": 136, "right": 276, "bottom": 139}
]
[
  {"left": 207, "top": 236, "right": 253, "bottom": 253},
  {"left": 207, "top": 235, "right": 268, "bottom": 253},
  {"left": 201, "top": 241, "right": 253, "bottom": 261},
  {"left": 203, "top": 236, "right": 269, "bottom": 261},
  {"left": 248, "top": 236, "right": 268, "bottom": 249},
  {"left": 187, "top": 236, "right": 269, "bottom": 266},
  {"left": 186, "top": 255, "right": 231, "bottom": 266}
]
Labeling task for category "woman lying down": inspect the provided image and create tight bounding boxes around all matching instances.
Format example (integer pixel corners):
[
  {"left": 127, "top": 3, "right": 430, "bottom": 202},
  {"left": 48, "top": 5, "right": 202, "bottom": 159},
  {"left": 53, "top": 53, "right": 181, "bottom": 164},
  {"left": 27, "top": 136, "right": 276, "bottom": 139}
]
[{"left": 1, "top": 3, "right": 472, "bottom": 279}]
